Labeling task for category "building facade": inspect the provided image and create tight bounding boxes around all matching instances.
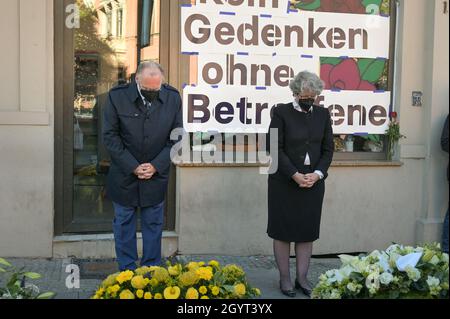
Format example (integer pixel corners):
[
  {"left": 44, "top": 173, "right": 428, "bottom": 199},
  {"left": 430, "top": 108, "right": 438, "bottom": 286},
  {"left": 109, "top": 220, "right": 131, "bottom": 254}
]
[{"left": 0, "top": 0, "right": 448, "bottom": 258}]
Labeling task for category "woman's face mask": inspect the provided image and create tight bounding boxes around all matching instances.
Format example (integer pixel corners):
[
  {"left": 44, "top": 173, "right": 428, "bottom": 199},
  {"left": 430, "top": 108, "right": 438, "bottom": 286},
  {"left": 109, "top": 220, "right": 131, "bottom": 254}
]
[
  {"left": 298, "top": 98, "right": 315, "bottom": 106},
  {"left": 296, "top": 94, "right": 316, "bottom": 112}
]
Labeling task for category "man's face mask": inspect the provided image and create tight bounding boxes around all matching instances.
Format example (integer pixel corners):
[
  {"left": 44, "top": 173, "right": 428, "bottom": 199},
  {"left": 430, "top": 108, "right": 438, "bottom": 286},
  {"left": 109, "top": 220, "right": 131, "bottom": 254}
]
[
  {"left": 139, "top": 73, "right": 162, "bottom": 103},
  {"left": 141, "top": 89, "right": 159, "bottom": 103}
]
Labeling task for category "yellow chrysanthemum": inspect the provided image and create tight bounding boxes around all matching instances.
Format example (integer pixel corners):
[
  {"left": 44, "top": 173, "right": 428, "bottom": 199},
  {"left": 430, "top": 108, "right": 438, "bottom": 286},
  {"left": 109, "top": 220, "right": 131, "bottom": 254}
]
[
  {"left": 196, "top": 267, "right": 213, "bottom": 281},
  {"left": 186, "top": 261, "right": 200, "bottom": 271},
  {"left": 253, "top": 288, "right": 261, "bottom": 296},
  {"left": 222, "top": 265, "right": 245, "bottom": 280},
  {"left": 168, "top": 264, "right": 182, "bottom": 276},
  {"left": 154, "top": 293, "right": 163, "bottom": 299},
  {"left": 178, "top": 271, "right": 199, "bottom": 287},
  {"left": 119, "top": 289, "right": 135, "bottom": 299},
  {"left": 116, "top": 270, "right": 134, "bottom": 284},
  {"left": 208, "top": 260, "right": 220, "bottom": 268},
  {"left": 153, "top": 268, "right": 169, "bottom": 283},
  {"left": 95, "top": 287, "right": 105, "bottom": 297},
  {"left": 106, "top": 284, "right": 121, "bottom": 297},
  {"left": 101, "top": 273, "right": 119, "bottom": 288},
  {"left": 136, "top": 289, "right": 144, "bottom": 299},
  {"left": 131, "top": 275, "right": 147, "bottom": 290},
  {"left": 149, "top": 278, "right": 159, "bottom": 287},
  {"left": 198, "top": 261, "right": 205, "bottom": 266},
  {"left": 164, "top": 286, "right": 181, "bottom": 299},
  {"left": 134, "top": 266, "right": 152, "bottom": 276},
  {"left": 201, "top": 296, "right": 209, "bottom": 299},
  {"left": 211, "top": 286, "right": 220, "bottom": 296},
  {"left": 234, "top": 283, "right": 246, "bottom": 296},
  {"left": 186, "top": 287, "right": 199, "bottom": 299},
  {"left": 148, "top": 266, "right": 161, "bottom": 272},
  {"left": 199, "top": 286, "right": 208, "bottom": 295},
  {"left": 144, "top": 292, "right": 153, "bottom": 299}
]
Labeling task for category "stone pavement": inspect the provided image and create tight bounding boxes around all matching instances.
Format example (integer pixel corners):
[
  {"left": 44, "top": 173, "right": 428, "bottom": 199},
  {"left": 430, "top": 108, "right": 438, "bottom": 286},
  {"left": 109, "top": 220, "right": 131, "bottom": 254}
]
[{"left": 1, "top": 256, "right": 341, "bottom": 299}]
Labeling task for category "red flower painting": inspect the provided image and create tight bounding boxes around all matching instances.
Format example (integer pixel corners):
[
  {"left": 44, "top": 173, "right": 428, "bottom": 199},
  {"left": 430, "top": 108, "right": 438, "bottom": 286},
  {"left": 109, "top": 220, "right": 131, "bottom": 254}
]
[
  {"left": 294, "top": 0, "right": 368, "bottom": 15},
  {"left": 321, "top": 58, "right": 377, "bottom": 91},
  {"left": 318, "top": 0, "right": 367, "bottom": 14}
]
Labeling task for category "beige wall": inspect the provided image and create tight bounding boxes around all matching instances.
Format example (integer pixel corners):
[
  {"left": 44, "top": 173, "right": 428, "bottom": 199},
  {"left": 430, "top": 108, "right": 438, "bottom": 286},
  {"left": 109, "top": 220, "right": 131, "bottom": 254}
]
[
  {"left": 0, "top": 0, "right": 54, "bottom": 257},
  {"left": 176, "top": 0, "right": 450, "bottom": 255},
  {"left": 396, "top": 0, "right": 449, "bottom": 243},
  {"left": 176, "top": 162, "right": 425, "bottom": 255}
]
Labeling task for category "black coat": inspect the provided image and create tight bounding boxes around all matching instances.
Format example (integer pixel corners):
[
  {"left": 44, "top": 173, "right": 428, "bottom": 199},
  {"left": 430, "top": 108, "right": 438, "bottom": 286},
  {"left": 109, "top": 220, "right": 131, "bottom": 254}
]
[
  {"left": 266, "top": 102, "right": 334, "bottom": 242},
  {"left": 267, "top": 103, "right": 334, "bottom": 181},
  {"left": 102, "top": 81, "right": 183, "bottom": 207}
]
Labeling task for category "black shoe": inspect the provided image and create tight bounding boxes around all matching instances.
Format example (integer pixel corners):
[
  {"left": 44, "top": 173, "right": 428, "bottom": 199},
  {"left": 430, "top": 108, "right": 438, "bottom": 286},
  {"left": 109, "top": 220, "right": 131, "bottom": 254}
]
[
  {"left": 279, "top": 282, "right": 297, "bottom": 298},
  {"left": 295, "top": 279, "right": 312, "bottom": 297}
]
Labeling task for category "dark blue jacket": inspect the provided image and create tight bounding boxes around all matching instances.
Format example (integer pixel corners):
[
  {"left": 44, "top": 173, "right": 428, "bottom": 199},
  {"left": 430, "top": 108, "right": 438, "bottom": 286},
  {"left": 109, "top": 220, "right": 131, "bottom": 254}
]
[{"left": 102, "top": 81, "right": 183, "bottom": 207}]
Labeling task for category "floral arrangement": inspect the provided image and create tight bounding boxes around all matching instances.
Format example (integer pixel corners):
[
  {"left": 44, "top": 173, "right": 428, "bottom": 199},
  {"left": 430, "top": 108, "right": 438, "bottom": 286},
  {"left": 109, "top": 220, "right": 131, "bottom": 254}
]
[
  {"left": 0, "top": 258, "right": 55, "bottom": 299},
  {"left": 312, "top": 243, "right": 449, "bottom": 299},
  {"left": 92, "top": 260, "right": 261, "bottom": 299},
  {"left": 385, "top": 111, "right": 405, "bottom": 160}
]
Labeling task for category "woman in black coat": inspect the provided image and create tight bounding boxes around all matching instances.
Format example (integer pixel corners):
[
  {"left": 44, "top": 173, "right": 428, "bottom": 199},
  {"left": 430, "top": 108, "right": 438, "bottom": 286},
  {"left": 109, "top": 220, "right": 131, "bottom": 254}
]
[{"left": 267, "top": 71, "right": 334, "bottom": 297}]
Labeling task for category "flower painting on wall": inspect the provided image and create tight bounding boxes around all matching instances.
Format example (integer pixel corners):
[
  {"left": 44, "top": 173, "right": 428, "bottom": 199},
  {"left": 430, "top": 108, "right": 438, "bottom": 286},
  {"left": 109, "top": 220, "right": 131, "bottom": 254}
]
[
  {"left": 320, "top": 57, "right": 388, "bottom": 92},
  {"left": 292, "top": 0, "right": 391, "bottom": 16}
]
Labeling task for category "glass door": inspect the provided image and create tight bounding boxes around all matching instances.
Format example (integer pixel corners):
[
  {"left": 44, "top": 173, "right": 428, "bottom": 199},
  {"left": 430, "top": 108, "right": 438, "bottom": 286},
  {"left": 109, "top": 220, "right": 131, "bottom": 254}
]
[{"left": 55, "top": 0, "right": 174, "bottom": 234}]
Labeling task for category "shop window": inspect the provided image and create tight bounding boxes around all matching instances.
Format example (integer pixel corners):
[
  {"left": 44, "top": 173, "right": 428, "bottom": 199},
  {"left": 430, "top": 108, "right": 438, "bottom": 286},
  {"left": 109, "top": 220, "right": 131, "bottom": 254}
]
[{"left": 183, "top": 0, "right": 397, "bottom": 162}]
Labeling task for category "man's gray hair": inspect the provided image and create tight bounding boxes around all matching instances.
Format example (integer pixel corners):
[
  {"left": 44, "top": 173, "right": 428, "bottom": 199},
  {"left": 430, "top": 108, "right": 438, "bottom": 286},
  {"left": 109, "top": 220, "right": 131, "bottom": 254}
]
[
  {"left": 136, "top": 61, "right": 165, "bottom": 75},
  {"left": 289, "top": 71, "right": 324, "bottom": 95}
]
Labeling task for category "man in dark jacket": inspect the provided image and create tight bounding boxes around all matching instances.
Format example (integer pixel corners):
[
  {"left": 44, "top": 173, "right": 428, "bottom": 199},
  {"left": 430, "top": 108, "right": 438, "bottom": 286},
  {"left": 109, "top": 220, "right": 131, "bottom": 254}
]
[
  {"left": 103, "top": 61, "right": 183, "bottom": 271},
  {"left": 441, "top": 115, "right": 449, "bottom": 253}
]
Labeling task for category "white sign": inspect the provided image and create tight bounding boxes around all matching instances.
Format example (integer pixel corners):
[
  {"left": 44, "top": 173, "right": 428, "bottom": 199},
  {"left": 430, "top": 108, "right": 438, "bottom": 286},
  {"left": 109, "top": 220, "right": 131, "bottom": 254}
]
[
  {"left": 183, "top": 85, "right": 390, "bottom": 134},
  {"left": 182, "top": 7, "right": 390, "bottom": 58},
  {"left": 322, "top": 90, "right": 391, "bottom": 135},
  {"left": 197, "top": 53, "right": 320, "bottom": 87},
  {"left": 181, "top": 1, "right": 392, "bottom": 134}
]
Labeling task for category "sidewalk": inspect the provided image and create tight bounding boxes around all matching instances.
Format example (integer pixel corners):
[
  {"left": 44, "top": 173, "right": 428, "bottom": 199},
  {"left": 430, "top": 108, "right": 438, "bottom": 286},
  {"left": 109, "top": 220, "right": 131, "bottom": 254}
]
[{"left": 1, "top": 256, "right": 341, "bottom": 299}]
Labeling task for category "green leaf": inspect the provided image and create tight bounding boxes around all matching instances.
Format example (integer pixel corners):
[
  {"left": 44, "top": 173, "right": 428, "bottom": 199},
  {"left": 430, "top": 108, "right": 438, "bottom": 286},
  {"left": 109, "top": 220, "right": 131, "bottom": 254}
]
[
  {"left": 7, "top": 273, "right": 19, "bottom": 288},
  {"left": 362, "top": 0, "right": 383, "bottom": 8},
  {"left": 36, "top": 292, "right": 56, "bottom": 299},
  {"left": 358, "top": 59, "right": 386, "bottom": 83},
  {"left": 321, "top": 57, "right": 342, "bottom": 66},
  {"left": 0, "top": 267, "right": 6, "bottom": 272},
  {"left": 389, "top": 290, "right": 400, "bottom": 299},
  {"left": 0, "top": 258, "right": 12, "bottom": 267},
  {"left": 349, "top": 272, "right": 364, "bottom": 282},
  {"left": 363, "top": 134, "right": 381, "bottom": 143},
  {"left": 24, "top": 272, "right": 42, "bottom": 280},
  {"left": 222, "top": 285, "right": 234, "bottom": 293},
  {"left": 294, "top": 0, "right": 321, "bottom": 11}
]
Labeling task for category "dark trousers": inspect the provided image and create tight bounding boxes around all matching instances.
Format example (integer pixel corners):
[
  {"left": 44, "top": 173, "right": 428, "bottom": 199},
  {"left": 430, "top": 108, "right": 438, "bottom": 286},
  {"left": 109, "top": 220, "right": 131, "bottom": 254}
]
[{"left": 112, "top": 201, "right": 165, "bottom": 271}]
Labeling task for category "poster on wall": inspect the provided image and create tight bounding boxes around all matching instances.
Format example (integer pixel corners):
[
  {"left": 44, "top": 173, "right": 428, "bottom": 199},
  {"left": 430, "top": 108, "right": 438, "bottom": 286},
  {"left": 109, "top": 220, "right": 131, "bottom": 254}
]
[{"left": 181, "top": 0, "right": 392, "bottom": 134}]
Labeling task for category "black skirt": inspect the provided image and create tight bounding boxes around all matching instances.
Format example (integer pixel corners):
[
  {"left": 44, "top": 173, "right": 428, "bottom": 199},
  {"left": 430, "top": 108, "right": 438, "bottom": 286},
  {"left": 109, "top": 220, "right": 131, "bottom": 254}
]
[{"left": 267, "top": 166, "right": 325, "bottom": 243}]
